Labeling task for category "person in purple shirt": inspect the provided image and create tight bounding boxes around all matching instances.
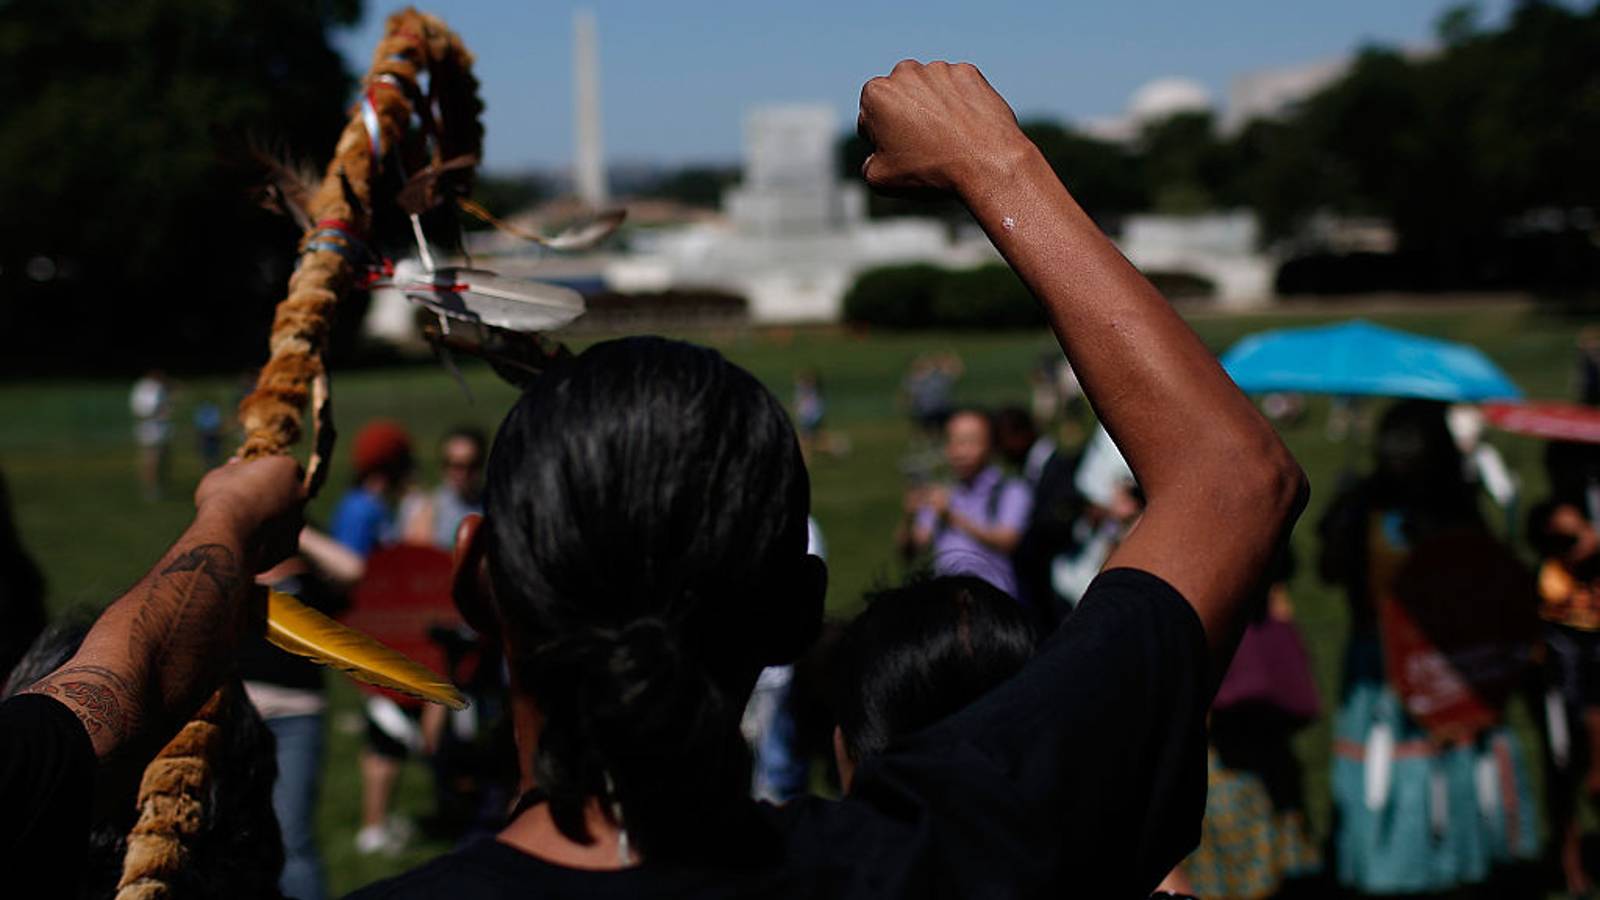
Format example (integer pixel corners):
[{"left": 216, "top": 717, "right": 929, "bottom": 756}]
[{"left": 901, "top": 409, "right": 1033, "bottom": 597}]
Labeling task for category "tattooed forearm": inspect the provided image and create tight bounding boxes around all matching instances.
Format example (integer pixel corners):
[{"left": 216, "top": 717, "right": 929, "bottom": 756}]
[
  {"left": 23, "top": 664, "right": 137, "bottom": 745},
  {"left": 19, "top": 539, "right": 253, "bottom": 759},
  {"left": 126, "top": 541, "right": 248, "bottom": 723},
  {"left": 159, "top": 542, "right": 241, "bottom": 596},
  {"left": 131, "top": 543, "right": 243, "bottom": 660}
]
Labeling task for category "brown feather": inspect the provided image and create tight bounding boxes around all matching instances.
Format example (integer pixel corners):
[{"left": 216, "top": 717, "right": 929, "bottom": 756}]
[{"left": 248, "top": 141, "right": 319, "bottom": 231}]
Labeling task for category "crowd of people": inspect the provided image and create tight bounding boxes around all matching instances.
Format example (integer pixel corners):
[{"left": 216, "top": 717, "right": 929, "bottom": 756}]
[
  {"left": 874, "top": 347, "right": 1600, "bottom": 899},
  {"left": 0, "top": 59, "right": 1597, "bottom": 900}
]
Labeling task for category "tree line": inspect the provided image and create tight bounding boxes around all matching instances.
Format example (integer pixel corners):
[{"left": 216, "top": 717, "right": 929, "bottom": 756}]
[
  {"left": 838, "top": 1, "right": 1600, "bottom": 295},
  {"left": 2, "top": 1, "right": 1596, "bottom": 374}
]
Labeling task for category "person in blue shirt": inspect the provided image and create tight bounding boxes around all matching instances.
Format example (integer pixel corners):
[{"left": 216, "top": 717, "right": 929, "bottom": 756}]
[
  {"left": 330, "top": 419, "right": 415, "bottom": 558},
  {"left": 328, "top": 419, "right": 423, "bottom": 855}
]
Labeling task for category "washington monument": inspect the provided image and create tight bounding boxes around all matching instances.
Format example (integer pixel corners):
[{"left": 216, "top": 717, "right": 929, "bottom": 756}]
[{"left": 573, "top": 9, "right": 608, "bottom": 207}]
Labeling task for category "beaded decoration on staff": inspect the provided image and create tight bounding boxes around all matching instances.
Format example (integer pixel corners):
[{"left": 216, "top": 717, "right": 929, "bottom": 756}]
[{"left": 116, "top": 10, "right": 480, "bottom": 897}]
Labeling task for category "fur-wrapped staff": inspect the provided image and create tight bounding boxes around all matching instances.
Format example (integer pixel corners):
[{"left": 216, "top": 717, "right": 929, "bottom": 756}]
[{"left": 116, "top": 10, "right": 479, "bottom": 898}]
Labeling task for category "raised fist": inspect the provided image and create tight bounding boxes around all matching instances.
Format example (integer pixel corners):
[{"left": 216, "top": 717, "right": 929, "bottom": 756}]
[{"left": 857, "top": 60, "right": 1033, "bottom": 197}]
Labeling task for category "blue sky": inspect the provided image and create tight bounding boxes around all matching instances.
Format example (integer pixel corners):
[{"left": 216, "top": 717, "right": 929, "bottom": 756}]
[{"left": 336, "top": 1, "right": 1514, "bottom": 172}]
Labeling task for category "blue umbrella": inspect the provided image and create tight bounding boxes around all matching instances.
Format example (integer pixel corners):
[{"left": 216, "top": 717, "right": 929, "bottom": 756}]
[{"left": 1220, "top": 319, "right": 1522, "bottom": 402}]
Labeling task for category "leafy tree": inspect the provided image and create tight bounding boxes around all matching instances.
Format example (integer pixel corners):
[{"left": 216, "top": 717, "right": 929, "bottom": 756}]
[
  {"left": 1021, "top": 121, "right": 1146, "bottom": 223},
  {"left": 1231, "top": 0, "right": 1600, "bottom": 288},
  {"left": 0, "top": 0, "right": 360, "bottom": 373},
  {"left": 1136, "top": 111, "right": 1231, "bottom": 215},
  {"left": 1436, "top": 3, "right": 1483, "bottom": 47}
]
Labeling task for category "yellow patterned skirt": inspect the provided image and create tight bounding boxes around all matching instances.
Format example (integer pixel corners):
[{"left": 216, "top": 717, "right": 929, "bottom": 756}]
[{"left": 1185, "top": 751, "right": 1322, "bottom": 900}]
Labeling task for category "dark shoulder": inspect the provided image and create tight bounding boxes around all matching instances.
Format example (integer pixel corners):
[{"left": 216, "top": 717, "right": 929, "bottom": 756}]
[
  {"left": 1067, "top": 568, "right": 1201, "bottom": 639},
  {"left": 348, "top": 833, "right": 814, "bottom": 900},
  {"left": 345, "top": 840, "right": 524, "bottom": 899},
  {"left": 1036, "top": 567, "right": 1210, "bottom": 688}
]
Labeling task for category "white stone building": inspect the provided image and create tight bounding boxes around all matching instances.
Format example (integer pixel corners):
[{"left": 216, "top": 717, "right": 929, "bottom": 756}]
[{"left": 604, "top": 103, "right": 982, "bottom": 323}]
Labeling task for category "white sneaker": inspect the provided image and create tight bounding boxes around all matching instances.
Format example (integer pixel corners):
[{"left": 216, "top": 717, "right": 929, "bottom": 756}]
[
  {"left": 355, "top": 824, "right": 388, "bottom": 855},
  {"left": 354, "top": 818, "right": 413, "bottom": 856}
]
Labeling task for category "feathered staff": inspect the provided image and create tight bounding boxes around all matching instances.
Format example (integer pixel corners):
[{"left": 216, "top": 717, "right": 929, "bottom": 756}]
[{"left": 117, "top": 10, "right": 482, "bottom": 897}]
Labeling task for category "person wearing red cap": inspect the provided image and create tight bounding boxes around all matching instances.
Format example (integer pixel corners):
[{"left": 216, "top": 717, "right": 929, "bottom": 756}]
[
  {"left": 331, "top": 420, "right": 416, "bottom": 558},
  {"left": 327, "top": 419, "right": 422, "bottom": 856}
]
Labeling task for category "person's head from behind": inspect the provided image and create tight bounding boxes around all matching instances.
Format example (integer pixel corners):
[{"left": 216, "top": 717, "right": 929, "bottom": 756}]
[
  {"left": 1545, "top": 440, "right": 1600, "bottom": 509},
  {"left": 352, "top": 418, "right": 414, "bottom": 498},
  {"left": 830, "top": 575, "right": 1035, "bottom": 792},
  {"left": 470, "top": 336, "right": 825, "bottom": 862},
  {"left": 1529, "top": 500, "right": 1599, "bottom": 570},
  {"left": 944, "top": 409, "right": 994, "bottom": 482},
  {"left": 439, "top": 425, "right": 488, "bottom": 501},
  {"left": 1372, "top": 399, "right": 1472, "bottom": 513},
  {"left": 992, "top": 406, "right": 1038, "bottom": 468},
  {"left": 4, "top": 620, "right": 283, "bottom": 899}
]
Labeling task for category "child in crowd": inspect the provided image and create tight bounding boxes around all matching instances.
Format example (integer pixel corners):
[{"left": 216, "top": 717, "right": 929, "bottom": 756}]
[
  {"left": 1530, "top": 499, "right": 1600, "bottom": 895},
  {"left": 830, "top": 574, "right": 1198, "bottom": 900},
  {"left": 829, "top": 575, "right": 1034, "bottom": 792}
]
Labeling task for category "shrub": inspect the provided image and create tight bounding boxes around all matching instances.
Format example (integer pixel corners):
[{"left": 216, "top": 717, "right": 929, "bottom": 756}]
[
  {"left": 929, "top": 265, "right": 1045, "bottom": 328},
  {"left": 843, "top": 263, "right": 1043, "bottom": 330},
  {"left": 840, "top": 264, "right": 945, "bottom": 328}
]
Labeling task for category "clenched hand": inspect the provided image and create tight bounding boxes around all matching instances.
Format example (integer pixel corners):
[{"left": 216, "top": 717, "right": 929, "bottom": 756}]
[{"left": 857, "top": 60, "right": 1034, "bottom": 198}]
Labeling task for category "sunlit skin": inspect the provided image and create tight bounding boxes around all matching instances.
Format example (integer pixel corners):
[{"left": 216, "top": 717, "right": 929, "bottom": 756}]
[
  {"left": 402, "top": 435, "right": 484, "bottom": 548},
  {"left": 440, "top": 436, "right": 485, "bottom": 501}
]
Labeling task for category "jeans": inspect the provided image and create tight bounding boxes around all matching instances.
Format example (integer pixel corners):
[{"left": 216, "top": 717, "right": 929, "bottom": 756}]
[
  {"left": 268, "top": 714, "right": 326, "bottom": 900},
  {"left": 746, "top": 667, "right": 807, "bottom": 802}
]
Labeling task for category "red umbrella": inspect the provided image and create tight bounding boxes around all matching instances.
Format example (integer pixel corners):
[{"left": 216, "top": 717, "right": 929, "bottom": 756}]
[{"left": 1482, "top": 401, "right": 1600, "bottom": 444}]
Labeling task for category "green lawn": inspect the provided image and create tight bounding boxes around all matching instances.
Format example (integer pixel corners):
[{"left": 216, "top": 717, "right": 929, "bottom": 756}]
[{"left": 1, "top": 302, "right": 1587, "bottom": 894}]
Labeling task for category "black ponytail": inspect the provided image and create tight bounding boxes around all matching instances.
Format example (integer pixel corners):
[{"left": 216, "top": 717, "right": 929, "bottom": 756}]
[{"left": 484, "top": 336, "right": 813, "bottom": 860}]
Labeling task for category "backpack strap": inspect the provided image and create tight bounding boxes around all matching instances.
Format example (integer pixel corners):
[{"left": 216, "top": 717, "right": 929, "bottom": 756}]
[{"left": 987, "top": 476, "right": 1010, "bottom": 522}]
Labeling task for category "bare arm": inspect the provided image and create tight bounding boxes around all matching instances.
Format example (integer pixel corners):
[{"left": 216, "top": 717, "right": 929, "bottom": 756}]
[
  {"left": 947, "top": 513, "right": 1022, "bottom": 554},
  {"left": 897, "top": 487, "right": 937, "bottom": 556},
  {"left": 402, "top": 494, "right": 438, "bottom": 546},
  {"left": 297, "top": 525, "right": 366, "bottom": 589},
  {"left": 858, "top": 62, "right": 1306, "bottom": 669},
  {"left": 24, "top": 457, "right": 303, "bottom": 759}
]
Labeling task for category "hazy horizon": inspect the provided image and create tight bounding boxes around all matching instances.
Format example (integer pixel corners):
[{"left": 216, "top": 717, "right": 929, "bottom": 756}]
[{"left": 336, "top": 0, "right": 1520, "bottom": 174}]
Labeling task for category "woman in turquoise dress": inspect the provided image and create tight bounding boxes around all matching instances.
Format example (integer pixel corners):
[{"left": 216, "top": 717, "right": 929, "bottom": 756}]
[{"left": 1319, "top": 400, "right": 1540, "bottom": 895}]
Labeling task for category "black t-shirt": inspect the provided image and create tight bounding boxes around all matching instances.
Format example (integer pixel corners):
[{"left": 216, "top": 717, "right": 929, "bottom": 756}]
[
  {"left": 0, "top": 693, "right": 96, "bottom": 887},
  {"left": 350, "top": 568, "right": 1209, "bottom": 899}
]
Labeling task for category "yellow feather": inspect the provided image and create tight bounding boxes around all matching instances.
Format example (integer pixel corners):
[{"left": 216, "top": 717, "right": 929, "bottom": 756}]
[{"left": 265, "top": 591, "right": 467, "bottom": 710}]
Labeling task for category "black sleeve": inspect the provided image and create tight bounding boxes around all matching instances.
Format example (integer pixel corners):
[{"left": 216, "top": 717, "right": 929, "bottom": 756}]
[
  {"left": 0, "top": 694, "right": 96, "bottom": 877},
  {"left": 843, "top": 568, "right": 1210, "bottom": 898}
]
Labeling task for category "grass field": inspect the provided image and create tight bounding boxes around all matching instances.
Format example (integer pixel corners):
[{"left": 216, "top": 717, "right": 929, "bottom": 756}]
[{"left": 1, "top": 302, "right": 1587, "bottom": 894}]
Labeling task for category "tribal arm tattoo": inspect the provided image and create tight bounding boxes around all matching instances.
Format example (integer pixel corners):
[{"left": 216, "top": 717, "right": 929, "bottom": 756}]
[
  {"left": 23, "top": 540, "right": 248, "bottom": 760},
  {"left": 24, "top": 664, "right": 137, "bottom": 748}
]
